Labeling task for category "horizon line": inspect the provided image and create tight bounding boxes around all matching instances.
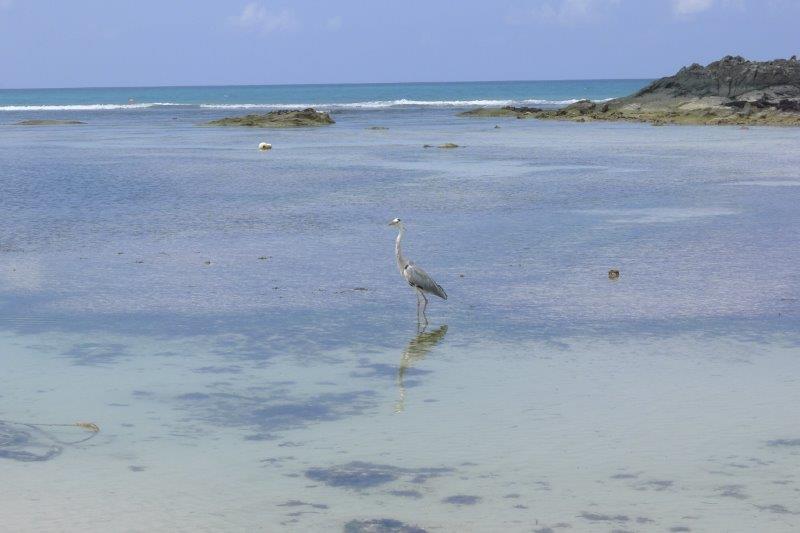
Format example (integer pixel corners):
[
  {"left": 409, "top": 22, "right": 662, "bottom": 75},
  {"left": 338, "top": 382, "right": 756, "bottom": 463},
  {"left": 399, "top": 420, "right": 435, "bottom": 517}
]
[{"left": 0, "top": 77, "right": 654, "bottom": 92}]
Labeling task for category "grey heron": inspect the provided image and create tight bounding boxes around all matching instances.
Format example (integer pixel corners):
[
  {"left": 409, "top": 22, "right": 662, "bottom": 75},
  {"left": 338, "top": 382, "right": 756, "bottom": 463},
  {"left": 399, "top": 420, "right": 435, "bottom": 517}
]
[{"left": 388, "top": 218, "right": 447, "bottom": 324}]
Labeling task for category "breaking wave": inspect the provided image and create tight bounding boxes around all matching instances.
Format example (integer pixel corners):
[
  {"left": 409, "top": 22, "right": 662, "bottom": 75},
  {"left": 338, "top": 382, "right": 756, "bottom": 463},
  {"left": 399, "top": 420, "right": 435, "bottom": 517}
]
[
  {"left": 0, "top": 98, "right": 613, "bottom": 112},
  {"left": 0, "top": 102, "right": 183, "bottom": 111},
  {"left": 197, "top": 98, "right": 597, "bottom": 109}
]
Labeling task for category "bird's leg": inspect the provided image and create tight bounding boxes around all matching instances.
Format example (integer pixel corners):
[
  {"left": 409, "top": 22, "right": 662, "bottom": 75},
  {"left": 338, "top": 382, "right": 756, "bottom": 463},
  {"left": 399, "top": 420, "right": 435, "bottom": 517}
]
[
  {"left": 420, "top": 291, "right": 429, "bottom": 325},
  {"left": 415, "top": 290, "right": 421, "bottom": 321}
]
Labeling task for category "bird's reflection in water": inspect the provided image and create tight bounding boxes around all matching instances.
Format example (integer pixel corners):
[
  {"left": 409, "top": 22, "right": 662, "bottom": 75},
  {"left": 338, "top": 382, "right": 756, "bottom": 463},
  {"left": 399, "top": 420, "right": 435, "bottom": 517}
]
[{"left": 395, "top": 325, "right": 448, "bottom": 413}]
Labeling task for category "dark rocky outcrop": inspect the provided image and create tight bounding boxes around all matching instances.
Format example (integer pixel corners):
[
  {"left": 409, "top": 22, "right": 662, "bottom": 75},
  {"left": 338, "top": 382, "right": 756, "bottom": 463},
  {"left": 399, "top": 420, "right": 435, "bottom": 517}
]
[
  {"left": 207, "top": 108, "right": 334, "bottom": 128},
  {"left": 461, "top": 56, "right": 800, "bottom": 126},
  {"left": 633, "top": 55, "right": 800, "bottom": 100},
  {"left": 15, "top": 119, "right": 86, "bottom": 125}
]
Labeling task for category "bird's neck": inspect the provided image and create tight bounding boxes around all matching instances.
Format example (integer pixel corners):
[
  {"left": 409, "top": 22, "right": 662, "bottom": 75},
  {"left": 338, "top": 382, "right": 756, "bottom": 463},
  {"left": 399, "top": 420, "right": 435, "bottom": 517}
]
[{"left": 395, "top": 225, "right": 407, "bottom": 272}]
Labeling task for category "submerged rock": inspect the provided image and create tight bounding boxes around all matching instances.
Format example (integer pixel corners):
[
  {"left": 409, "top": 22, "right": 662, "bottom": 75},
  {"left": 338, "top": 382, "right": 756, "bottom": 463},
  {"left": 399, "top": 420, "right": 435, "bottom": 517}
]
[
  {"left": 208, "top": 108, "right": 334, "bottom": 128},
  {"left": 423, "top": 143, "right": 459, "bottom": 148},
  {"left": 459, "top": 105, "right": 541, "bottom": 118},
  {"left": 460, "top": 56, "right": 800, "bottom": 126},
  {"left": 15, "top": 119, "right": 86, "bottom": 125},
  {"left": 608, "top": 269, "right": 620, "bottom": 280}
]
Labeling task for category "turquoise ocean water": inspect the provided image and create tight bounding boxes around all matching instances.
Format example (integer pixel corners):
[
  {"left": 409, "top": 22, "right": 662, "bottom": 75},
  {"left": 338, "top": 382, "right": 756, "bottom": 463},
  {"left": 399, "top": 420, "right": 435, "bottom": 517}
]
[{"left": 0, "top": 79, "right": 648, "bottom": 111}]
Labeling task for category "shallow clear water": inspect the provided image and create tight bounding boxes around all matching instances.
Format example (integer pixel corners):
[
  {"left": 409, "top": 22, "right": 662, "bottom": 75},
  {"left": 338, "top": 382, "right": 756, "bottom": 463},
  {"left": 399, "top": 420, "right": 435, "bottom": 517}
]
[{"left": 1, "top": 99, "right": 799, "bottom": 532}]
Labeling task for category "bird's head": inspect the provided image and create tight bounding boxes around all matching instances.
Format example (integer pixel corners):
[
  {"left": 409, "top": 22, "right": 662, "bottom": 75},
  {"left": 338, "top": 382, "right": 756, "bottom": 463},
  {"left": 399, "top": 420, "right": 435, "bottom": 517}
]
[{"left": 388, "top": 217, "right": 402, "bottom": 227}]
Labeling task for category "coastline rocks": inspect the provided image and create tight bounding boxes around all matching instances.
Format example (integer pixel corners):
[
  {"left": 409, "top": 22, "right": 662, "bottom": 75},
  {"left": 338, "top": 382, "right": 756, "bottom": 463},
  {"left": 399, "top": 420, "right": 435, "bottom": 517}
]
[
  {"left": 15, "top": 119, "right": 86, "bottom": 125},
  {"left": 633, "top": 55, "right": 800, "bottom": 100},
  {"left": 208, "top": 108, "right": 334, "bottom": 128},
  {"left": 460, "top": 56, "right": 800, "bottom": 126}
]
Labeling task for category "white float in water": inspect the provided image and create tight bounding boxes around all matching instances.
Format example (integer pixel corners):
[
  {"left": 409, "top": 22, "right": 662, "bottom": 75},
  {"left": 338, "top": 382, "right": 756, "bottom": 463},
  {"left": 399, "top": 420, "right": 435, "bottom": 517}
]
[{"left": 258, "top": 142, "right": 272, "bottom": 151}]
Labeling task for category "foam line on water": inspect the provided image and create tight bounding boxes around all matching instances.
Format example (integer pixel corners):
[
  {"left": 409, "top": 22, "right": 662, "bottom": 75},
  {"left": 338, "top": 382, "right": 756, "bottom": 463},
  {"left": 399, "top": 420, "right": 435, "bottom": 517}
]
[{"left": 0, "top": 98, "right": 613, "bottom": 112}]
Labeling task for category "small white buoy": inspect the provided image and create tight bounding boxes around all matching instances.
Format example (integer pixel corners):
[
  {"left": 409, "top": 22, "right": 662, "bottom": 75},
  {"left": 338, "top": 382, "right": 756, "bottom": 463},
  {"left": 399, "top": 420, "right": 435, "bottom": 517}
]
[{"left": 258, "top": 142, "right": 272, "bottom": 151}]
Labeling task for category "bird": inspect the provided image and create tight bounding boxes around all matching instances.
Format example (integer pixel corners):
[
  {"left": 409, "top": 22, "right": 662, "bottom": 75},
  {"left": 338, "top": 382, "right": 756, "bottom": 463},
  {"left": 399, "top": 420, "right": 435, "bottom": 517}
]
[{"left": 388, "top": 218, "right": 447, "bottom": 324}]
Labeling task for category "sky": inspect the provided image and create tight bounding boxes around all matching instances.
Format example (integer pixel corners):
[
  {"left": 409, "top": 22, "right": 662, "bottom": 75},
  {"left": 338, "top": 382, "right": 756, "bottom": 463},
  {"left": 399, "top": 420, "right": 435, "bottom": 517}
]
[{"left": 0, "top": 0, "right": 798, "bottom": 88}]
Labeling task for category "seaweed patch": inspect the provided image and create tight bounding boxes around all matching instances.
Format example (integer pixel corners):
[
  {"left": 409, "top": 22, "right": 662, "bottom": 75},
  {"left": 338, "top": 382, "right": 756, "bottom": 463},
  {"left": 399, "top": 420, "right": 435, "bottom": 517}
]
[
  {"left": 343, "top": 518, "right": 427, "bottom": 533},
  {"left": 580, "top": 512, "right": 630, "bottom": 523},
  {"left": 387, "top": 490, "right": 423, "bottom": 499},
  {"left": 715, "top": 484, "right": 749, "bottom": 499},
  {"left": 175, "top": 389, "right": 377, "bottom": 435},
  {"left": 755, "top": 504, "right": 796, "bottom": 514},
  {"left": 634, "top": 479, "right": 674, "bottom": 491},
  {"left": 63, "top": 342, "right": 129, "bottom": 366},
  {"left": 305, "top": 461, "right": 452, "bottom": 489},
  {"left": 767, "top": 439, "right": 800, "bottom": 447},
  {"left": 278, "top": 500, "right": 329, "bottom": 510},
  {"left": 441, "top": 495, "right": 481, "bottom": 506}
]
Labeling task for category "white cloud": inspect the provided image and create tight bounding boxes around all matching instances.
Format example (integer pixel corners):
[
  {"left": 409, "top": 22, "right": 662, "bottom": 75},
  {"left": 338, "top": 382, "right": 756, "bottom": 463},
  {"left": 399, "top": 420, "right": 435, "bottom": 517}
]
[
  {"left": 506, "top": 0, "right": 621, "bottom": 26},
  {"left": 672, "top": 0, "right": 714, "bottom": 15},
  {"left": 230, "top": 3, "right": 297, "bottom": 33},
  {"left": 326, "top": 15, "right": 343, "bottom": 31}
]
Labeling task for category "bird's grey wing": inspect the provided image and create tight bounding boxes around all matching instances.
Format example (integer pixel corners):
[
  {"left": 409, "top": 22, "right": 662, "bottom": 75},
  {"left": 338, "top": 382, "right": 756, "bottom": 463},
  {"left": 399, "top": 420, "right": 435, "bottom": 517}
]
[{"left": 404, "top": 263, "right": 447, "bottom": 300}]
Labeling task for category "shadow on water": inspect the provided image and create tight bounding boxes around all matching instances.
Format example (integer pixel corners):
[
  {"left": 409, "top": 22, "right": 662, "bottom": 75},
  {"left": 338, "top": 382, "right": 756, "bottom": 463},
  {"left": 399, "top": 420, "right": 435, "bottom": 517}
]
[
  {"left": 174, "top": 388, "right": 378, "bottom": 439},
  {"left": 395, "top": 325, "right": 448, "bottom": 413}
]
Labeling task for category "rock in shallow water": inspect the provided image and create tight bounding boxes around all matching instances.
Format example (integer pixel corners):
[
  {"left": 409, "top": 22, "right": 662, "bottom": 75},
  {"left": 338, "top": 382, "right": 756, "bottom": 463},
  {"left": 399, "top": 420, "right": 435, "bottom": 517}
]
[
  {"left": 15, "top": 119, "right": 86, "bottom": 125},
  {"left": 208, "top": 108, "right": 334, "bottom": 128},
  {"left": 423, "top": 143, "right": 459, "bottom": 148}
]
